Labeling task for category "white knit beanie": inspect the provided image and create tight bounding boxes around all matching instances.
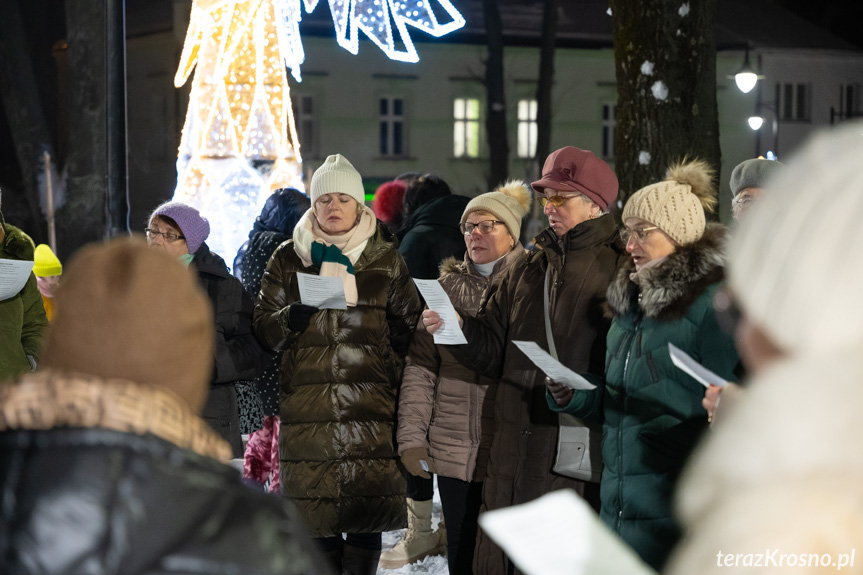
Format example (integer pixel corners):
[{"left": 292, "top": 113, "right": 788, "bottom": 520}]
[
  {"left": 622, "top": 159, "right": 717, "bottom": 246},
  {"left": 729, "top": 120, "right": 863, "bottom": 356},
  {"left": 310, "top": 154, "right": 364, "bottom": 205},
  {"left": 461, "top": 180, "right": 532, "bottom": 239}
]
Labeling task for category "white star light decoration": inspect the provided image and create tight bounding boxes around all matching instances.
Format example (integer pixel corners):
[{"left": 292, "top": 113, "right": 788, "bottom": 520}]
[{"left": 173, "top": 0, "right": 465, "bottom": 260}]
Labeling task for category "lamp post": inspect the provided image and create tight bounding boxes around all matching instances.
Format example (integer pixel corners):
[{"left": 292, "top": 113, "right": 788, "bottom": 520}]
[{"left": 748, "top": 102, "right": 779, "bottom": 158}]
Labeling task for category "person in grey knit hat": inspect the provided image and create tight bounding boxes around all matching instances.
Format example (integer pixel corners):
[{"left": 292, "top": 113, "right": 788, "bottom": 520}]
[{"left": 729, "top": 158, "right": 784, "bottom": 221}]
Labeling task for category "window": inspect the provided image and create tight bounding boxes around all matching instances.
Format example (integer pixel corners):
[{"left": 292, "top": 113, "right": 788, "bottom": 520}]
[
  {"left": 379, "top": 97, "right": 405, "bottom": 157},
  {"left": 293, "top": 95, "right": 315, "bottom": 157},
  {"left": 517, "top": 99, "right": 538, "bottom": 158},
  {"left": 453, "top": 98, "right": 480, "bottom": 158},
  {"left": 775, "top": 82, "right": 811, "bottom": 122},
  {"left": 840, "top": 84, "right": 861, "bottom": 119},
  {"left": 602, "top": 103, "right": 617, "bottom": 159}
]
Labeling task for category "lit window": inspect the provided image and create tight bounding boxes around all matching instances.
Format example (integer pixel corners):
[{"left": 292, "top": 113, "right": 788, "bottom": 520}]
[
  {"left": 380, "top": 97, "right": 406, "bottom": 157},
  {"left": 517, "top": 99, "right": 538, "bottom": 158},
  {"left": 602, "top": 103, "right": 617, "bottom": 159},
  {"left": 453, "top": 98, "right": 480, "bottom": 158}
]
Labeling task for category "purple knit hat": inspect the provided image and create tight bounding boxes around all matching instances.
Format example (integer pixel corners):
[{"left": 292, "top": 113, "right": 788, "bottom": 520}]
[{"left": 149, "top": 201, "right": 210, "bottom": 254}]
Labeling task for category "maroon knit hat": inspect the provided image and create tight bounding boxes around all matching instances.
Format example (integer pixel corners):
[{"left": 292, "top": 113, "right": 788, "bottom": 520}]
[
  {"left": 149, "top": 201, "right": 211, "bottom": 254},
  {"left": 531, "top": 146, "right": 619, "bottom": 210},
  {"left": 372, "top": 180, "right": 407, "bottom": 224}
]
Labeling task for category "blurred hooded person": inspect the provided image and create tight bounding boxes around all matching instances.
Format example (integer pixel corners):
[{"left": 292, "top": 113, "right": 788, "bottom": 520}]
[{"left": 0, "top": 238, "right": 329, "bottom": 575}]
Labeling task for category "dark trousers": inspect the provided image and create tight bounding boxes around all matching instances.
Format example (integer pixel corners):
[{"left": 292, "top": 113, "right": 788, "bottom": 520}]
[
  {"left": 200, "top": 384, "right": 243, "bottom": 458},
  {"left": 316, "top": 532, "right": 382, "bottom": 552},
  {"left": 438, "top": 476, "right": 483, "bottom": 575},
  {"left": 405, "top": 470, "right": 434, "bottom": 501}
]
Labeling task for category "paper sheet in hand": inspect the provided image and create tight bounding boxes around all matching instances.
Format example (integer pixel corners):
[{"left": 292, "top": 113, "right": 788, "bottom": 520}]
[
  {"left": 0, "top": 259, "right": 34, "bottom": 302},
  {"left": 296, "top": 272, "right": 347, "bottom": 309},
  {"left": 668, "top": 342, "right": 728, "bottom": 388},
  {"left": 478, "top": 489, "right": 657, "bottom": 575},
  {"left": 512, "top": 341, "right": 595, "bottom": 390},
  {"left": 412, "top": 279, "right": 467, "bottom": 345}
]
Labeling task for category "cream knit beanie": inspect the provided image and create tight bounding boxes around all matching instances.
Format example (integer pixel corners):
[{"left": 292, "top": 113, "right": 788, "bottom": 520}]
[
  {"left": 461, "top": 180, "right": 532, "bottom": 239},
  {"left": 621, "top": 159, "right": 717, "bottom": 246},
  {"left": 728, "top": 120, "right": 863, "bottom": 356},
  {"left": 310, "top": 154, "right": 365, "bottom": 205}
]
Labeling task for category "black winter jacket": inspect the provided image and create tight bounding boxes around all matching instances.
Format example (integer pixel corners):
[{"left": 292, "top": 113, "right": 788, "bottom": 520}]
[{"left": 398, "top": 194, "right": 470, "bottom": 279}]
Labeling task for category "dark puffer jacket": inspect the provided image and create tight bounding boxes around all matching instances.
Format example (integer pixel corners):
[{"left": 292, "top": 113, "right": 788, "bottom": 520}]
[
  {"left": 0, "top": 213, "right": 48, "bottom": 381},
  {"left": 549, "top": 224, "right": 740, "bottom": 571},
  {"left": 193, "top": 243, "right": 265, "bottom": 456},
  {"left": 452, "top": 215, "right": 627, "bottom": 575},
  {"left": 0, "top": 372, "right": 329, "bottom": 575},
  {"left": 398, "top": 194, "right": 471, "bottom": 280},
  {"left": 398, "top": 247, "right": 525, "bottom": 483},
  {"left": 253, "top": 224, "right": 422, "bottom": 537}
]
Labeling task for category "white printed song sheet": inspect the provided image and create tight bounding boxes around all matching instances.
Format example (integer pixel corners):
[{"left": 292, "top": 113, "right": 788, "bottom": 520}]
[
  {"left": 478, "top": 489, "right": 657, "bottom": 575},
  {"left": 296, "top": 272, "right": 347, "bottom": 309},
  {"left": 668, "top": 342, "right": 728, "bottom": 388},
  {"left": 412, "top": 279, "right": 467, "bottom": 345},
  {"left": 512, "top": 341, "right": 596, "bottom": 390},
  {"left": 0, "top": 259, "right": 34, "bottom": 302}
]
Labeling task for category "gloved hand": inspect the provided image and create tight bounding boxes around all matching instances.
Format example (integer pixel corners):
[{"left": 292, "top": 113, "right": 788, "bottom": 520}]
[
  {"left": 401, "top": 447, "right": 434, "bottom": 479},
  {"left": 286, "top": 303, "right": 319, "bottom": 333}
]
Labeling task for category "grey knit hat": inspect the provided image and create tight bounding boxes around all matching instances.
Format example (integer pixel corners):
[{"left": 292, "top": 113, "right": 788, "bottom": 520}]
[{"left": 730, "top": 159, "right": 785, "bottom": 197}]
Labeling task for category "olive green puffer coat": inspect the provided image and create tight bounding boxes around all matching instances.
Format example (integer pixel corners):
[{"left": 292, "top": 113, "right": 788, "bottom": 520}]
[
  {"left": 253, "top": 223, "right": 422, "bottom": 537},
  {"left": 549, "top": 224, "right": 739, "bottom": 571}
]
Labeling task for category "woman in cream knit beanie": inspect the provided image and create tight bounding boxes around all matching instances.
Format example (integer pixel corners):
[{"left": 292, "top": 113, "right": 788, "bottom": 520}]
[
  {"left": 460, "top": 179, "right": 532, "bottom": 253},
  {"left": 548, "top": 159, "right": 739, "bottom": 570}
]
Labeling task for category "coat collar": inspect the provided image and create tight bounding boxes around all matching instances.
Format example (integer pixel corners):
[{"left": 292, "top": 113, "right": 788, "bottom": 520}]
[
  {"left": 0, "top": 220, "right": 36, "bottom": 261},
  {"left": 534, "top": 214, "right": 620, "bottom": 270},
  {"left": 607, "top": 223, "right": 727, "bottom": 322},
  {"left": 439, "top": 244, "right": 525, "bottom": 280}
]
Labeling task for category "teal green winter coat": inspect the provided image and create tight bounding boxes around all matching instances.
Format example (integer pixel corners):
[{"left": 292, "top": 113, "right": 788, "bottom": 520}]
[
  {"left": 0, "top": 212, "right": 48, "bottom": 382},
  {"left": 549, "top": 224, "right": 739, "bottom": 570}
]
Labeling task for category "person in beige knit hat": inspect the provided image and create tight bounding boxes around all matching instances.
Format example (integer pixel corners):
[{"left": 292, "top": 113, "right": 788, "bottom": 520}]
[
  {"left": 546, "top": 159, "right": 740, "bottom": 570},
  {"left": 389, "top": 181, "right": 531, "bottom": 572},
  {"left": 0, "top": 238, "right": 330, "bottom": 575}
]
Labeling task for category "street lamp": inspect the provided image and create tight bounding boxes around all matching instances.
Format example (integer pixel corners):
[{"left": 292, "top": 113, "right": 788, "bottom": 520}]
[
  {"left": 730, "top": 46, "right": 764, "bottom": 94},
  {"left": 748, "top": 101, "right": 779, "bottom": 157},
  {"left": 748, "top": 116, "right": 764, "bottom": 130}
]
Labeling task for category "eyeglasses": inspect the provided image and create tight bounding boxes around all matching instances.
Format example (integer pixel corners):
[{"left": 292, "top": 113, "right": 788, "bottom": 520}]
[
  {"left": 459, "top": 220, "right": 506, "bottom": 235},
  {"left": 713, "top": 287, "right": 741, "bottom": 336},
  {"left": 145, "top": 228, "right": 186, "bottom": 242},
  {"left": 538, "top": 193, "right": 582, "bottom": 208},
  {"left": 619, "top": 226, "right": 659, "bottom": 244},
  {"left": 732, "top": 195, "right": 755, "bottom": 206}
]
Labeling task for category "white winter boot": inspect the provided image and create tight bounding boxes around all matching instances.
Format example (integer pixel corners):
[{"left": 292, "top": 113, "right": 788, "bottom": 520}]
[{"left": 379, "top": 498, "right": 444, "bottom": 568}]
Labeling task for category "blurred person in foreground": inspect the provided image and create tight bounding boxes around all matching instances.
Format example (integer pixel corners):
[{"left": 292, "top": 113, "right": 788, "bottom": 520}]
[
  {"left": 546, "top": 159, "right": 739, "bottom": 571},
  {"left": 665, "top": 121, "right": 863, "bottom": 575},
  {"left": 0, "top": 191, "right": 48, "bottom": 381},
  {"left": 147, "top": 201, "right": 265, "bottom": 458},
  {"left": 254, "top": 154, "right": 422, "bottom": 574},
  {"left": 423, "top": 146, "right": 627, "bottom": 574},
  {"left": 0, "top": 238, "right": 329, "bottom": 575},
  {"left": 234, "top": 187, "right": 311, "bottom": 491},
  {"left": 392, "top": 181, "right": 530, "bottom": 573}
]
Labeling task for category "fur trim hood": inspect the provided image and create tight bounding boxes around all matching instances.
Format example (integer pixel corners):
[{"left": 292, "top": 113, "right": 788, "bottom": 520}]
[
  {"left": 0, "top": 219, "right": 36, "bottom": 261},
  {"left": 607, "top": 223, "right": 727, "bottom": 321}
]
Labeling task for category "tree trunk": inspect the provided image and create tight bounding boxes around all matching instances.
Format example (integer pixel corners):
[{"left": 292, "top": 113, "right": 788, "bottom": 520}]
[
  {"left": 482, "top": 0, "right": 508, "bottom": 190},
  {"left": 610, "top": 0, "right": 721, "bottom": 207},
  {"left": 535, "top": 0, "right": 559, "bottom": 172},
  {"left": 0, "top": 2, "right": 53, "bottom": 242}
]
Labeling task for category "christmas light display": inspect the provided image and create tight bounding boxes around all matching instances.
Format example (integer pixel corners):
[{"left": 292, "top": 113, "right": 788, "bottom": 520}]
[{"left": 173, "top": 0, "right": 465, "bottom": 258}]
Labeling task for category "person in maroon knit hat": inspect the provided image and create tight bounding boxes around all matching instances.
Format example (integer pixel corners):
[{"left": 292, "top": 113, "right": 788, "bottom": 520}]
[
  {"left": 421, "top": 146, "right": 629, "bottom": 575},
  {"left": 371, "top": 180, "right": 407, "bottom": 234}
]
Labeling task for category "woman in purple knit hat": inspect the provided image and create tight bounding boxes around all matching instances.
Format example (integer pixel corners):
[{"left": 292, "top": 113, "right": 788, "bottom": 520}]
[{"left": 147, "top": 201, "right": 265, "bottom": 458}]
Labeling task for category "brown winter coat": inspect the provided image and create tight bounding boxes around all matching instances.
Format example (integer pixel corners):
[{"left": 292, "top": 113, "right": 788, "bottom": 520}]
[
  {"left": 452, "top": 215, "right": 627, "bottom": 575},
  {"left": 253, "top": 224, "right": 422, "bottom": 537},
  {"left": 398, "top": 246, "right": 525, "bottom": 482}
]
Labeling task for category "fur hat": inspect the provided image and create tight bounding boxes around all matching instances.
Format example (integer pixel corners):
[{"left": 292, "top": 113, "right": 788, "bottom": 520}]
[
  {"left": 461, "top": 180, "right": 532, "bottom": 239},
  {"left": 730, "top": 158, "right": 784, "bottom": 197},
  {"left": 622, "top": 159, "right": 717, "bottom": 246},
  {"left": 729, "top": 120, "right": 863, "bottom": 356},
  {"left": 531, "top": 146, "right": 619, "bottom": 210},
  {"left": 310, "top": 154, "right": 364, "bottom": 205},
  {"left": 33, "top": 244, "right": 62, "bottom": 277},
  {"left": 372, "top": 180, "right": 407, "bottom": 224},
  {"left": 149, "top": 201, "right": 210, "bottom": 254},
  {"left": 40, "top": 238, "right": 215, "bottom": 412}
]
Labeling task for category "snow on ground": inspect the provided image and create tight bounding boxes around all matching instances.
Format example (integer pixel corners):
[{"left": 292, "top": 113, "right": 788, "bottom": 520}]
[{"left": 378, "top": 477, "right": 449, "bottom": 575}]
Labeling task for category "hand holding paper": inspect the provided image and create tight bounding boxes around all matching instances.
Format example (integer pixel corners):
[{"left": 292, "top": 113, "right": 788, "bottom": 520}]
[
  {"left": 413, "top": 279, "right": 467, "bottom": 345},
  {"left": 512, "top": 341, "right": 596, "bottom": 391},
  {"left": 297, "top": 272, "right": 347, "bottom": 310},
  {"left": 668, "top": 342, "right": 729, "bottom": 388}
]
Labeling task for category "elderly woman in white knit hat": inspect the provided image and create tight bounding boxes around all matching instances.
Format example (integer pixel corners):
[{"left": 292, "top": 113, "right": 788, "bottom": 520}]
[
  {"left": 388, "top": 181, "right": 531, "bottom": 572},
  {"left": 664, "top": 121, "right": 863, "bottom": 575},
  {"left": 253, "top": 154, "right": 422, "bottom": 575},
  {"left": 546, "top": 160, "right": 740, "bottom": 570}
]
